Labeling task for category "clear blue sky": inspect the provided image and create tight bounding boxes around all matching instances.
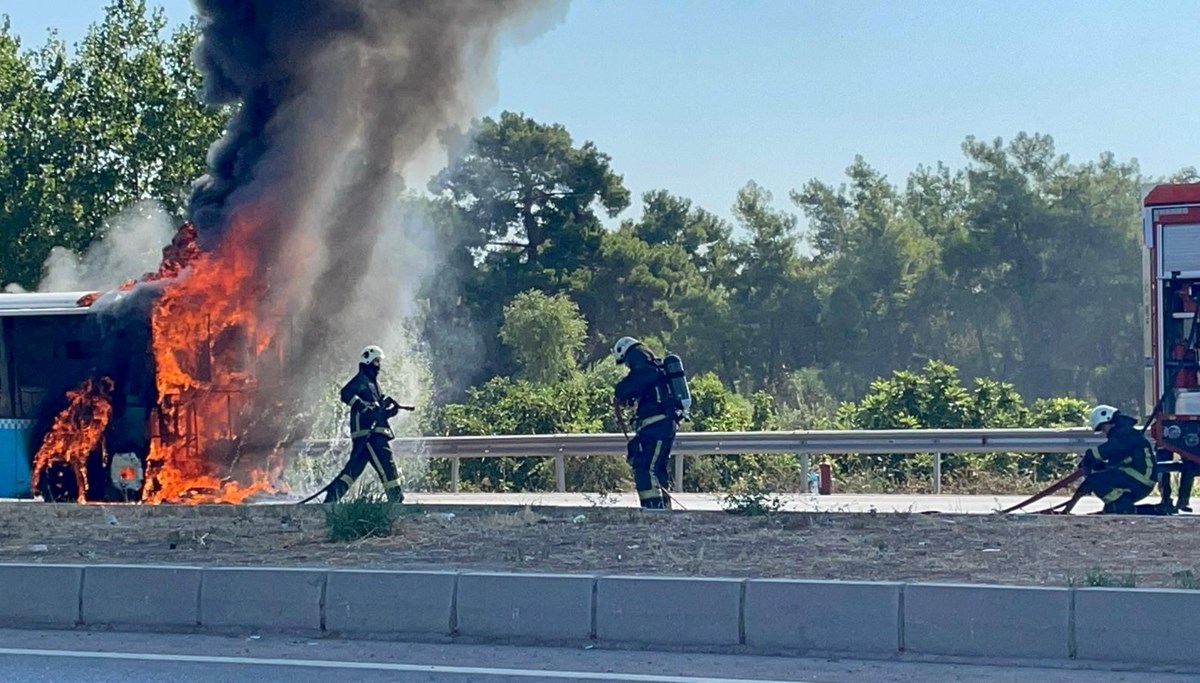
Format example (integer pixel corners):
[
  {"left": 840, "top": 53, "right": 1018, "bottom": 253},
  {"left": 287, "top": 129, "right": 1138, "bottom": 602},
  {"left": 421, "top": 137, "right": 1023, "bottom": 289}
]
[{"left": 6, "top": 0, "right": 1200, "bottom": 229}]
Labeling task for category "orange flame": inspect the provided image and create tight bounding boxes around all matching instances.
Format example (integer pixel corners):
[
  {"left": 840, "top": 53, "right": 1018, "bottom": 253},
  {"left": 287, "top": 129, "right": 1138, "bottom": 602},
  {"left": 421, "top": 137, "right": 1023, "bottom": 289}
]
[
  {"left": 141, "top": 213, "right": 286, "bottom": 504},
  {"left": 36, "top": 213, "right": 294, "bottom": 505},
  {"left": 30, "top": 377, "right": 115, "bottom": 501}
]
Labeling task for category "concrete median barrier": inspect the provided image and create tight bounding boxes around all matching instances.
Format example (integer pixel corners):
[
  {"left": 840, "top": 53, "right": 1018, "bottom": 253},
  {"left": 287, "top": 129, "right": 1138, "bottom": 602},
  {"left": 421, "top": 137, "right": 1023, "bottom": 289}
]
[
  {"left": 0, "top": 563, "right": 82, "bottom": 628},
  {"left": 325, "top": 569, "right": 455, "bottom": 637},
  {"left": 456, "top": 572, "right": 594, "bottom": 642},
  {"left": 743, "top": 579, "right": 900, "bottom": 655},
  {"left": 82, "top": 565, "right": 200, "bottom": 628},
  {"left": 1074, "top": 587, "right": 1200, "bottom": 665},
  {"left": 596, "top": 575, "right": 742, "bottom": 647},
  {"left": 199, "top": 567, "right": 324, "bottom": 632},
  {"left": 2, "top": 561, "right": 1198, "bottom": 669},
  {"left": 904, "top": 583, "right": 1070, "bottom": 659}
]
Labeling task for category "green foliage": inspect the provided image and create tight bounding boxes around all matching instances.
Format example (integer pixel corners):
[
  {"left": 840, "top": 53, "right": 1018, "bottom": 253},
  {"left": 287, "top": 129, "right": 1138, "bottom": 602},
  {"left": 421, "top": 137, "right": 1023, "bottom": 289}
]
[
  {"left": 8, "top": 8, "right": 1174, "bottom": 498},
  {"left": 0, "top": 1, "right": 228, "bottom": 288},
  {"left": 1078, "top": 567, "right": 1137, "bottom": 588},
  {"left": 720, "top": 475, "right": 786, "bottom": 516},
  {"left": 499, "top": 289, "right": 588, "bottom": 384},
  {"left": 423, "top": 365, "right": 622, "bottom": 491},
  {"left": 834, "top": 360, "right": 1088, "bottom": 487},
  {"left": 1172, "top": 569, "right": 1200, "bottom": 590},
  {"left": 324, "top": 496, "right": 399, "bottom": 542}
]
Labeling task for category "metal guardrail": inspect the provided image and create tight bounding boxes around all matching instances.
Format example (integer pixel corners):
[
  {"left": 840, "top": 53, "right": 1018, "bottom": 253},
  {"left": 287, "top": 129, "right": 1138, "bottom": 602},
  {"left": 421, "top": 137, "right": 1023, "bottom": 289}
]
[{"left": 293, "top": 429, "right": 1104, "bottom": 494}]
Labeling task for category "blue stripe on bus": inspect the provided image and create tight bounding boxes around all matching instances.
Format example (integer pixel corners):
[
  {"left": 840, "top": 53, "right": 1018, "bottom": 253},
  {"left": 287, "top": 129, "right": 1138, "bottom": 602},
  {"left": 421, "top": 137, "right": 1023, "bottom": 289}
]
[{"left": 0, "top": 421, "right": 34, "bottom": 498}]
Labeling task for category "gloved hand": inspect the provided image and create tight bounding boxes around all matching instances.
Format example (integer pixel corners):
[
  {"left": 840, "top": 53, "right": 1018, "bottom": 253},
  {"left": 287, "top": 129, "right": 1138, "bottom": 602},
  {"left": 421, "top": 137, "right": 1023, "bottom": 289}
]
[
  {"left": 382, "top": 396, "right": 401, "bottom": 418},
  {"left": 363, "top": 402, "right": 385, "bottom": 425}
]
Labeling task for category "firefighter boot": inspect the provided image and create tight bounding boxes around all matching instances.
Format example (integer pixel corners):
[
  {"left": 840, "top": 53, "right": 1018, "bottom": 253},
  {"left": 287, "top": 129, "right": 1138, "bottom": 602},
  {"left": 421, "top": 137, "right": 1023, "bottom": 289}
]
[
  {"left": 1179, "top": 465, "right": 1196, "bottom": 513},
  {"left": 323, "top": 474, "right": 356, "bottom": 503},
  {"left": 641, "top": 495, "right": 666, "bottom": 510}
]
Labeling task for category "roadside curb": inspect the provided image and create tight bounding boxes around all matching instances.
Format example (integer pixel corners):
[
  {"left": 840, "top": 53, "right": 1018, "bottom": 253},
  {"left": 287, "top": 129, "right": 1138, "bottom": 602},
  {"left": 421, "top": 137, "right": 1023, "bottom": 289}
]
[{"left": 0, "top": 563, "right": 1191, "bottom": 668}]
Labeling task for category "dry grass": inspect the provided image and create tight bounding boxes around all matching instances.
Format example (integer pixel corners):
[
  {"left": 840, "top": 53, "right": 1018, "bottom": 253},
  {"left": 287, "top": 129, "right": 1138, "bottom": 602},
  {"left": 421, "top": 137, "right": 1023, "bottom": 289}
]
[{"left": 2, "top": 502, "right": 1199, "bottom": 588}]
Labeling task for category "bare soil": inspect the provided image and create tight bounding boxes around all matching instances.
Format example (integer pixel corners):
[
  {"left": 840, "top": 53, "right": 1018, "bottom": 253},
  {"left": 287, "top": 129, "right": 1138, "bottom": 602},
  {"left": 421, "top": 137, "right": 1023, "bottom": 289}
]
[{"left": 1, "top": 502, "right": 1197, "bottom": 589}]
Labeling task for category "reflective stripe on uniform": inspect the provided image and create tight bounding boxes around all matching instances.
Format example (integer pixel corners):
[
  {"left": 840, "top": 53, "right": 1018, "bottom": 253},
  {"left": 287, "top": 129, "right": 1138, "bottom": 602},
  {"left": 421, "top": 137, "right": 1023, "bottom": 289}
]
[
  {"left": 366, "top": 442, "right": 385, "bottom": 479},
  {"left": 636, "top": 414, "right": 667, "bottom": 432},
  {"left": 1121, "top": 445, "right": 1155, "bottom": 487},
  {"left": 1122, "top": 464, "right": 1154, "bottom": 487},
  {"left": 338, "top": 474, "right": 356, "bottom": 487},
  {"left": 350, "top": 430, "right": 370, "bottom": 439},
  {"left": 384, "top": 479, "right": 402, "bottom": 491},
  {"left": 649, "top": 440, "right": 663, "bottom": 489},
  {"left": 637, "top": 488, "right": 659, "bottom": 500},
  {"left": 1101, "top": 487, "right": 1127, "bottom": 503}
]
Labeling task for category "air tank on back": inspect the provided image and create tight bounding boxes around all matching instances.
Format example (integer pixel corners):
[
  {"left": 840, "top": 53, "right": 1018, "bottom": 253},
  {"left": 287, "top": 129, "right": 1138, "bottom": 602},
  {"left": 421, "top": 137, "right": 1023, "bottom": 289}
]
[{"left": 662, "top": 353, "right": 691, "bottom": 417}]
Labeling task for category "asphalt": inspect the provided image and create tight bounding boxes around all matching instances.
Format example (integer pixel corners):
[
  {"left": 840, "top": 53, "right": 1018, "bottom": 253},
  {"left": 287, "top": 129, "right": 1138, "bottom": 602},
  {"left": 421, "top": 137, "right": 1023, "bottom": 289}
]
[{"left": 1, "top": 629, "right": 1193, "bottom": 683}]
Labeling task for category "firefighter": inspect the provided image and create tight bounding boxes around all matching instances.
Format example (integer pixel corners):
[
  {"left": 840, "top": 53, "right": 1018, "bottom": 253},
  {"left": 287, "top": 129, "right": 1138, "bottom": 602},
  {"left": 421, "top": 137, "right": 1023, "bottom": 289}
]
[
  {"left": 1076, "top": 404, "right": 1156, "bottom": 514},
  {"left": 323, "top": 345, "right": 405, "bottom": 504},
  {"left": 613, "top": 336, "right": 678, "bottom": 510}
]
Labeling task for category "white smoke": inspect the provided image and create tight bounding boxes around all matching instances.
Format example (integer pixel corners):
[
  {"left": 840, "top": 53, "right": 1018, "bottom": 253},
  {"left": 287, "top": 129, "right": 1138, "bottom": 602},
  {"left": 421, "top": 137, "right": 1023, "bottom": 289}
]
[{"left": 36, "top": 201, "right": 175, "bottom": 293}]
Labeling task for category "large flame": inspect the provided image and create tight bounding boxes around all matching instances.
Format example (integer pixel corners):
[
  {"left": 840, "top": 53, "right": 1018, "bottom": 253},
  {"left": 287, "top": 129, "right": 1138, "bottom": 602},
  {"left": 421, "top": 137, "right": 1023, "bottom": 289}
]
[
  {"left": 30, "top": 377, "right": 115, "bottom": 502},
  {"left": 141, "top": 214, "right": 284, "bottom": 504},
  {"left": 34, "top": 213, "right": 293, "bottom": 504}
]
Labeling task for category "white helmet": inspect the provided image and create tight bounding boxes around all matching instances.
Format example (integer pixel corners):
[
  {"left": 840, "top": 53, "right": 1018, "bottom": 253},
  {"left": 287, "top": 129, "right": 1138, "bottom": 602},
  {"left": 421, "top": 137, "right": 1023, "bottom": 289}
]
[
  {"left": 359, "top": 345, "right": 385, "bottom": 365},
  {"left": 612, "top": 336, "right": 641, "bottom": 364},
  {"left": 1088, "top": 404, "right": 1118, "bottom": 431}
]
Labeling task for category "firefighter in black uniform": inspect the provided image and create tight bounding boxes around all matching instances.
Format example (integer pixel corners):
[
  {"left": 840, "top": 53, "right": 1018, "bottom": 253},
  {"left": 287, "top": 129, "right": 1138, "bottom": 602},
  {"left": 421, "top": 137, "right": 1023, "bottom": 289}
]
[
  {"left": 1077, "top": 404, "right": 1155, "bottom": 514},
  {"left": 323, "top": 345, "right": 405, "bottom": 504},
  {"left": 613, "top": 336, "right": 679, "bottom": 509}
]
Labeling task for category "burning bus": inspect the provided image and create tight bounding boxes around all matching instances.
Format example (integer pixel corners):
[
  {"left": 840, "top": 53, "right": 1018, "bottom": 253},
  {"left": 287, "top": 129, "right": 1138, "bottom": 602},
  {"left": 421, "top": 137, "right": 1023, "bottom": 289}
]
[{"left": 0, "top": 223, "right": 289, "bottom": 504}]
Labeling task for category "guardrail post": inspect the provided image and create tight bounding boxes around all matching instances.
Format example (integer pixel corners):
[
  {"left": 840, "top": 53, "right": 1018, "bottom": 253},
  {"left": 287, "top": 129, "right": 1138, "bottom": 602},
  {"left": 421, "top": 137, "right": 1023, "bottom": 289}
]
[
  {"left": 933, "top": 453, "right": 942, "bottom": 494},
  {"left": 674, "top": 454, "right": 685, "bottom": 492},
  {"left": 450, "top": 457, "right": 460, "bottom": 493},
  {"left": 555, "top": 454, "right": 566, "bottom": 492},
  {"left": 800, "top": 454, "right": 810, "bottom": 493}
]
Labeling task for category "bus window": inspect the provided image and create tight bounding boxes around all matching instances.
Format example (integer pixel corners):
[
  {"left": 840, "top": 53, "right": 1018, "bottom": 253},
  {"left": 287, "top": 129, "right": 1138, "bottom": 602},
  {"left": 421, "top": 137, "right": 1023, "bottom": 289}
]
[
  {"left": 0, "top": 318, "right": 12, "bottom": 419},
  {"left": 10, "top": 315, "right": 95, "bottom": 419}
]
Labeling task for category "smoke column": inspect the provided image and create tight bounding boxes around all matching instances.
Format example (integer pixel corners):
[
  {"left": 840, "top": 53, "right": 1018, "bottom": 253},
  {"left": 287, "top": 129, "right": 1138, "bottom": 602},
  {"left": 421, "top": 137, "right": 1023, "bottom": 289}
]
[{"left": 186, "top": 0, "right": 567, "bottom": 442}]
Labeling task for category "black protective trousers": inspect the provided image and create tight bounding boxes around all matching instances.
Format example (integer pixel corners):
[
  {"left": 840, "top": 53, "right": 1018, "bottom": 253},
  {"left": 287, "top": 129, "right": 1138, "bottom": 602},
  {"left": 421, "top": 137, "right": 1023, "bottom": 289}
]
[
  {"left": 1078, "top": 468, "right": 1152, "bottom": 513},
  {"left": 323, "top": 434, "right": 404, "bottom": 503},
  {"left": 628, "top": 418, "right": 675, "bottom": 509}
]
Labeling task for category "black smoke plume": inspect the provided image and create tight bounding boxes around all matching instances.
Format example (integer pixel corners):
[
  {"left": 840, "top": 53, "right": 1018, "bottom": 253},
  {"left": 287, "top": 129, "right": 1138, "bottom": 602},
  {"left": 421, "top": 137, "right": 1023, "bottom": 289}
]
[{"left": 185, "top": 0, "right": 567, "bottom": 446}]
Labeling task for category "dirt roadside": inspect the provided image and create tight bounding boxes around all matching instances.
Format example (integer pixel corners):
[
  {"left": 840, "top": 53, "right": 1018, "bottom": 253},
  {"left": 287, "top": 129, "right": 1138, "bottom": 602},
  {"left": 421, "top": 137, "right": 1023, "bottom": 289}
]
[{"left": 1, "top": 502, "right": 1196, "bottom": 589}]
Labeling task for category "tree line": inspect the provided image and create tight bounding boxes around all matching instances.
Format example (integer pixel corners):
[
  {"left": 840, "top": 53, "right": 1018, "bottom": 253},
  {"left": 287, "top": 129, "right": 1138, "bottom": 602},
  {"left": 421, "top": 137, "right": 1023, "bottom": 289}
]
[{"left": 5, "top": 2, "right": 1197, "bottom": 493}]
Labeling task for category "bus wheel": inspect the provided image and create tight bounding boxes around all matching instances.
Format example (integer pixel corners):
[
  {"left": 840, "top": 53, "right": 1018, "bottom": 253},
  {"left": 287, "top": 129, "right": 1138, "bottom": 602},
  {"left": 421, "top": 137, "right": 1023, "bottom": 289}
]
[{"left": 38, "top": 462, "right": 80, "bottom": 503}]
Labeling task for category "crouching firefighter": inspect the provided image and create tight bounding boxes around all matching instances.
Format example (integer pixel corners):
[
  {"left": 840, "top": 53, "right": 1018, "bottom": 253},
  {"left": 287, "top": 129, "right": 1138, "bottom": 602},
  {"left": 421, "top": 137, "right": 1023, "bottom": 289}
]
[
  {"left": 323, "top": 345, "right": 406, "bottom": 504},
  {"left": 612, "top": 336, "right": 691, "bottom": 509},
  {"left": 1076, "top": 404, "right": 1157, "bottom": 514}
]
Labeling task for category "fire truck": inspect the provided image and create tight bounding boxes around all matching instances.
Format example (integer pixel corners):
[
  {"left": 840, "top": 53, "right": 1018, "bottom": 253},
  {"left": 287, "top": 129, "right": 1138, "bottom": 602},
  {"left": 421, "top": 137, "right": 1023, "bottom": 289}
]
[{"left": 1142, "top": 182, "right": 1200, "bottom": 511}]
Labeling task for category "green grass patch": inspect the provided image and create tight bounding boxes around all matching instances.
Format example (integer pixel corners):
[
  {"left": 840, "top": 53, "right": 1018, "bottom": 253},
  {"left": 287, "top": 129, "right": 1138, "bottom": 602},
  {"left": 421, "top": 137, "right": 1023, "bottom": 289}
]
[{"left": 324, "top": 495, "right": 400, "bottom": 542}]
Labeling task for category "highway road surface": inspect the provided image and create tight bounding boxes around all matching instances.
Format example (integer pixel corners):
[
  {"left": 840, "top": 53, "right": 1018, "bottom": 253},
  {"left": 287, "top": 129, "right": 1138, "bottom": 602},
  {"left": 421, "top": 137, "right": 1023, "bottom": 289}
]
[{"left": 1, "top": 629, "right": 1190, "bottom": 683}]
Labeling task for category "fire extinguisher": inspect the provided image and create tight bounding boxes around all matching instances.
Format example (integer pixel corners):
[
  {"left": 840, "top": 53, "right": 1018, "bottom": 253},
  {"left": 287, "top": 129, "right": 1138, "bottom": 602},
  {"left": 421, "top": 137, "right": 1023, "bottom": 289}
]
[{"left": 1173, "top": 342, "right": 1199, "bottom": 388}]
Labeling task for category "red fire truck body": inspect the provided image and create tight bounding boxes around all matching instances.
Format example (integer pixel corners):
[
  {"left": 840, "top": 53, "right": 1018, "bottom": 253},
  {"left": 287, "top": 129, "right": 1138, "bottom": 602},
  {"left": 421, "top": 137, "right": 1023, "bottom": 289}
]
[{"left": 1142, "top": 183, "right": 1200, "bottom": 463}]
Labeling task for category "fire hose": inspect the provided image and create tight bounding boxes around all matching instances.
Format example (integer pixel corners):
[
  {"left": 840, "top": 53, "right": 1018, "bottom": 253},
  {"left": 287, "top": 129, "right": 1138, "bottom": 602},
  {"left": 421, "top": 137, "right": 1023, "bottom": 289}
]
[
  {"left": 996, "top": 468, "right": 1086, "bottom": 514},
  {"left": 296, "top": 398, "right": 415, "bottom": 505},
  {"left": 999, "top": 393, "right": 1169, "bottom": 515}
]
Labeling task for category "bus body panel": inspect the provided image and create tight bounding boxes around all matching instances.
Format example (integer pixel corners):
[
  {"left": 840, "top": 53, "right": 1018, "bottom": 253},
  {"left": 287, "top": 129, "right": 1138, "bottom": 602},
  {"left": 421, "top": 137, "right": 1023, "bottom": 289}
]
[{"left": 0, "top": 418, "right": 33, "bottom": 498}]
